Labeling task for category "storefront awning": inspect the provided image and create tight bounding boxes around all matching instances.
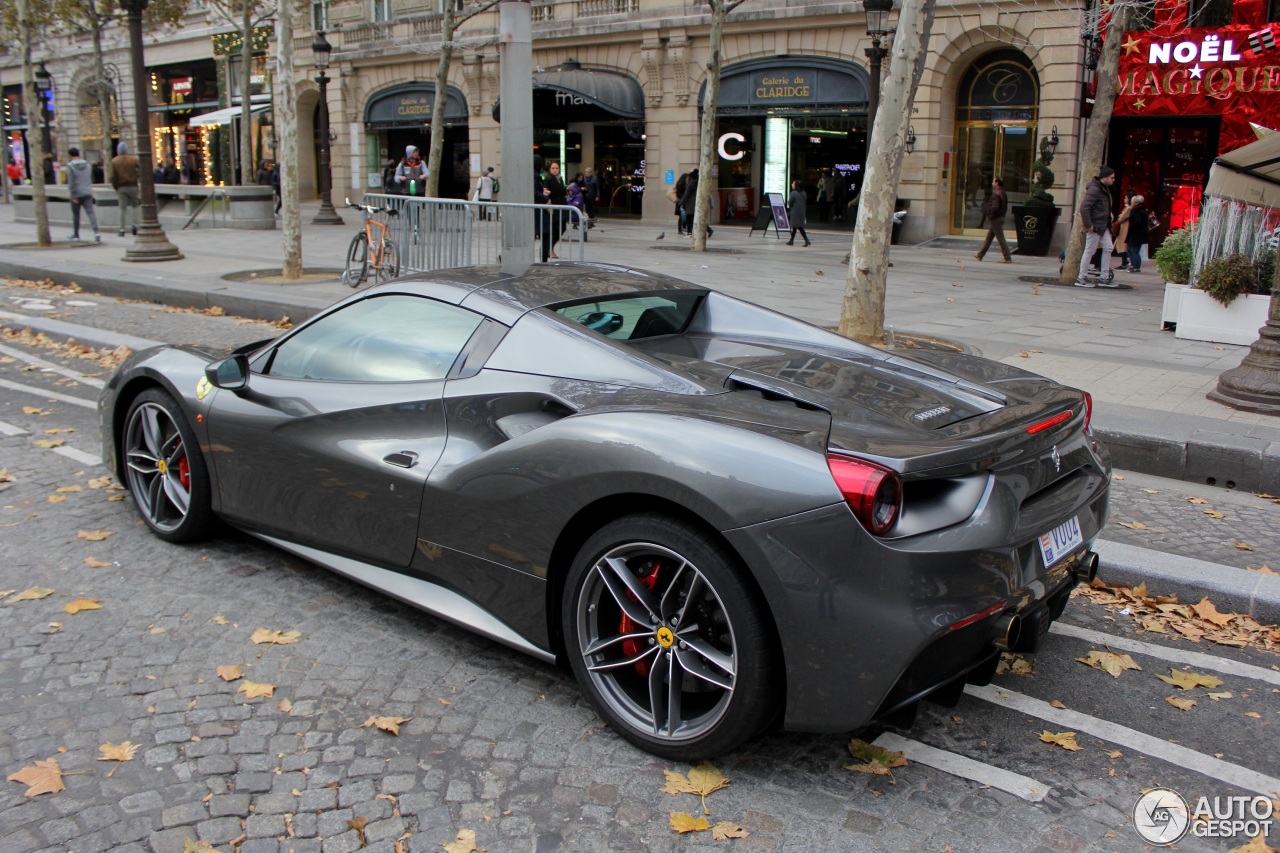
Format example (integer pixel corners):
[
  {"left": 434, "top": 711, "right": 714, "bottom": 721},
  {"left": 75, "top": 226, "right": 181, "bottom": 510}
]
[
  {"left": 701, "top": 55, "right": 869, "bottom": 114},
  {"left": 493, "top": 61, "right": 644, "bottom": 122},
  {"left": 1206, "top": 132, "right": 1280, "bottom": 207},
  {"left": 190, "top": 105, "right": 268, "bottom": 127}
]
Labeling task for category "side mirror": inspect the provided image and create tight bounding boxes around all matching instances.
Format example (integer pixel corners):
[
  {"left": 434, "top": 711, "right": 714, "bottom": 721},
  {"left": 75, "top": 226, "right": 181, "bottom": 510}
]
[
  {"left": 205, "top": 354, "right": 249, "bottom": 391},
  {"left": 576, "top": 311, "right": 625, "bottom": 335}
]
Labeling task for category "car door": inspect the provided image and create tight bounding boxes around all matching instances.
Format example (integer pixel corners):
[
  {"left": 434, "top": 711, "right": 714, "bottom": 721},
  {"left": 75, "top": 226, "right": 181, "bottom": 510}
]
[{"left": 205, "top": 293, "right": 485, "bottom": 568}]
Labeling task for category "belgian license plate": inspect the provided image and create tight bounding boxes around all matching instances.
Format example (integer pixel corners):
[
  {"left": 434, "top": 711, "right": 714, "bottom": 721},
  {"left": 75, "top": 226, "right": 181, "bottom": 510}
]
[{"left": 1039, "top": 516, "right": 1083, "bottom": 568}]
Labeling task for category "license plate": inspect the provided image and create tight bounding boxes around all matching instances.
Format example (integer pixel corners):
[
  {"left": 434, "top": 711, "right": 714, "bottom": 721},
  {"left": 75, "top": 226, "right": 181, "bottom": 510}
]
[{"left": 1039, "top": 516, "right": 1083, "bottom": 568}]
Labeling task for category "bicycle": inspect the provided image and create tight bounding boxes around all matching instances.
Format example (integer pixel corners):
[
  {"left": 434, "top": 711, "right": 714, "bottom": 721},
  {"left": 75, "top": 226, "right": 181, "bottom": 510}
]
[{"left": 342, "top": 198, "right": 400, "bottom": 287}]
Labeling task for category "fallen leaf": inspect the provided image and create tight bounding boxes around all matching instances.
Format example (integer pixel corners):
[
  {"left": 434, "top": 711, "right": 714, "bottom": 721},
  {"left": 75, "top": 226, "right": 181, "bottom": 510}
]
[
  {"left": 1158, "top": 669, "right": 1224, "bottom": 690},
  {"left": 441, "top": 828, "right": 477, "bottom": 853},
  {"left": 216, "top": 665, "right": 244, "bottom": 682},
  {"left": 348, "top": 816, "right": 368, "bottom": 846},
  {"left": 1187, "top": 496, "right": 1207, "bottom": 504},
  {"left": 1204, "top": 510, "right": 1226, "bottom": 519},
  {"left": 1248, "top": 565, "right": 1279, "bottom": 576},
  {"left": 9, "top": 586, "right": 55, "bottom": 602},
  {"left": 55, "top": 485, "right": 82, "bottom": 494},
  {"left": 845, "top": 739, "right": 909, "bottom": 783},
  {"left": 182, "top": 842, "right": 217, "bottom": 853},
  {"left": 1039, "top": 731, "right": 1083, "bottom": 751},
  {"left": 250, "top": 628, "right": 301, "bottom": 646},
  {"left": 46, "top": 495, "right": 66, "bottom": 504},
  {"left": 1077, "top": 650, "right": 1142, "bottom": 678},
  {"left": 277, "top": 698, "right": 293, "bottom": 713},
  {"left": 361, "top": 715, "right": 412, "bottom": 736},
  {"left": 82, "top": 557, "right": 111, "bottom": 568},
  {"left": 238, "top": 681, "right": 274, "bottom": 700},
  {"left": 213, "top": 615, "right": 229, "bottom": 625},
  {"left": 669, "top": 812, "right": 711, "bottom": 834},
  {"left": 86, "top": 476, "right": 113, "bottom": 489},
  {"left": 1193, "top": 598, "right": 1237, "bottom": 627},
  {"left": 1050, "top": 699, "right": 1068, "bottom": 709},
  {"left": 1166, "top": 696, "right": 1197, "bottom": 712},
  {"left": 1233, "top": 542, "right": 1254, "bottom": 551},
  {"left": 1106, "top": 750, "right": 1122, "bottom": 759},
  {"left": 97, "top": 741, "right": 139, "bottom": 776},
  {"left": 662, "top": 762, "right": 731, "bottom": 812},
  {"left": 1207, "top": 691, "right": 1233, "bottom": 701},
  {"left": 64, "top": 598, "right": 102, "bottom": 614},
  {"left": 32, "top": 439, "right": 65, "bottom": 448},
  {"left": 76, "top": 529, "right": 115, "bottom": 541},
  {"left": 1245, "top": 711, "right": 1263, "bottom": 719},
  {"left": 22, "top": 406, "right": 50, "bottom": 415},
  {"left": 711, "top": 822, "right": 750, "bottom": 840},
  {"left": 7, "top": 758, "right": 65, "bottom": 796},
  {"left": 1116, "top": 520, "right": 1149, "bottom": 530},
  {"left": 1112, "top": 474, "right": 1125, "bottom": 480}
]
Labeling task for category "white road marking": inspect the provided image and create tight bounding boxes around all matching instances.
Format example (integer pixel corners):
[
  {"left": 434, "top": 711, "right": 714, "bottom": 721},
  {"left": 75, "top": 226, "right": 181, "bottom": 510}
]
[
  {"left": 873, "top": 731, "right": 1051, "bottom": 802},
  {"left": 966, "top": 684, "right": 1280, "bottom": 797},
  {"left": 0, "top": 377, "right": 97, "bottom": 409},
  {"left": 52, "top": 446, "right": 103, "bottom": 466},
  {"left": 0, "top": 341, "right": 106, "bottom": 388},
  {"left": 1051, "top": 622, "right": 1280, "bottom": 687},
  {"left": 0, "top": 419, "right": 29, "bottom": 436}
]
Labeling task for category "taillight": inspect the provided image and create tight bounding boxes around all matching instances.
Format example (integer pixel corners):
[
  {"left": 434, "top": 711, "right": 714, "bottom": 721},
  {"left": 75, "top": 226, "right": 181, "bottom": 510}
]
[
  {"left": 1025, "top": 410, "right": 1072, "bottom": 434},
  {"left": 1083, "top": 392, "right": 1093, "bottom": 432},
  {"left": 827, "top": 455, "right": 901, "bottom": 536}
]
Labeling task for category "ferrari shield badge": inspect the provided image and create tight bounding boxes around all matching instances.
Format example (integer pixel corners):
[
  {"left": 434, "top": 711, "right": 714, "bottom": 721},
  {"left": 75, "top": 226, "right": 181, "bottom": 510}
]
[{"left": 196, "top": 376, "right": 212, "bottom": 401}]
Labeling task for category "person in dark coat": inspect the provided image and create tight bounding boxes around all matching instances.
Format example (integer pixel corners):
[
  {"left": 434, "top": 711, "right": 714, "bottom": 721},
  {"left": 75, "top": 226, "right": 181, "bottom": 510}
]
[
  {"left": 678, "top": 169, "right": 713, "bottom": 239},
  {"left": 786, "top": 179, "right": 810, "bottom": 246},
  {"left": 974, "top": 176, "right": 1011, "bottom": 263},
  {"left": 1076, "top": 166, "right": 1117, "bottom": 287},
  {"left": 1123, "top": 194, "right": 1149, "bottom": 273},
  {"left": 543, "top": 160, "right": 567, "bottom": 259},
  {"left": 674, "top": 171, "right": 689, "bottom": 235}
]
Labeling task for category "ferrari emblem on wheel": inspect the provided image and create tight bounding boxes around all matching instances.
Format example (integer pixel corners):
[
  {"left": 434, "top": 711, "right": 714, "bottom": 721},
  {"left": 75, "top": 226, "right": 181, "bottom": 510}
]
[{"left": 656, "top": 626, "right": 675, "bottom": 648}]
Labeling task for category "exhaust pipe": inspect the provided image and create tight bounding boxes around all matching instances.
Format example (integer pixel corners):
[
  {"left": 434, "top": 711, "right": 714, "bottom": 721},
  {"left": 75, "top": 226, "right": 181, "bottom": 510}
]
[
  {"left": 1075, "top": 551, "right": 1099, "bottom": 585},
  {"left": 992, "top": 613, "right": 1023, "bottom": 651}
]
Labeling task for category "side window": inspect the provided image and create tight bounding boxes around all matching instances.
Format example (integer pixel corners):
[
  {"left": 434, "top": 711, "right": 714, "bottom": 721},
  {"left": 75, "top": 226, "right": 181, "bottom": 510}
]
[
  {"left": 267, "top": 295, "right": 483, "bottom": 382},
  {"left": 555, "top": 293, "right": 702, "bottom": 341}
]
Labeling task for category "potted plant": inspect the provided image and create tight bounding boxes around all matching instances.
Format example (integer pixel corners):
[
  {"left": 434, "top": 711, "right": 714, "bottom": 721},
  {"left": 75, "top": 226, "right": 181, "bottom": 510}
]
[
  {"left": 1155, "top": 224, "right": 1195, "bottom": 328},
  {"left": 1175, "top": 251, "right": 1274, "bottom": 345},
  {"left": 1012, "top": 135, "right": 1060, "bottom": 256}
]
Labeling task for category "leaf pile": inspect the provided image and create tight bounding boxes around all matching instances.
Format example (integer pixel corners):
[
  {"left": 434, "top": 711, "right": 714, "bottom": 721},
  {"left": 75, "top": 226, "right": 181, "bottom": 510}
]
[
  {"left": 661, "top": 763, "right": 749, "bottom": 840},
  {"left": 1075, "top": 579, "right": 1279, "bottom": 650},
  {"left": 0, "top": 327, "right": 131, "bottom": 371}
]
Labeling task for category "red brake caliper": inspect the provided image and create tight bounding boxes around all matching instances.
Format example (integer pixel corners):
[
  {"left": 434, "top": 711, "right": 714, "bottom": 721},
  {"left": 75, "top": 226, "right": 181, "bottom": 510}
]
[
  {"left": 619, "top": 560, "right": 661, "bottom": 677},
  {"left": 175, "top": 440, "right": 191, "bottom": 490}
]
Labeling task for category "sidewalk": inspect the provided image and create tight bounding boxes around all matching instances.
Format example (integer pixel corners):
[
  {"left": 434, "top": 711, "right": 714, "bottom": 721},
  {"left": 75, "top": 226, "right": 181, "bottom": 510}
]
[{"left": 2, "top": 200, "right": 1279, "bottom": 496}]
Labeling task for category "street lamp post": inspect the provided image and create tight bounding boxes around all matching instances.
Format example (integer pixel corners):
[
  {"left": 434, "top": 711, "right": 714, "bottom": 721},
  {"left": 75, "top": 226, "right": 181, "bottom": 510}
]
[
  {"left": 120, "top": 0, "right": 182, "bottom": 261},
  {"left": 863, "top": 0, "right": 893, "bottom": 136},
  {"left": 311, "top": 30, "right": 343, "bottom": 225},
  {"left": 34, "top": 61, "right": 54, "bottom": 179}
]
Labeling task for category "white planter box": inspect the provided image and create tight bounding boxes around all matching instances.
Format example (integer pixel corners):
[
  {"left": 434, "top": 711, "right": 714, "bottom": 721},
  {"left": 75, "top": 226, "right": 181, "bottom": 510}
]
[
  {"left": 1162, "top": 282, "right": 1187, "bottom": 328},
  {"left": 1174, "top": 288, "right": 1270, "bottom": 346}
]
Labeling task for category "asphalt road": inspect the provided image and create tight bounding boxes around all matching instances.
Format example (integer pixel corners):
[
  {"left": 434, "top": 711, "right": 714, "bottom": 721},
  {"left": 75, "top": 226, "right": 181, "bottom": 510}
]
[{"left": 1, "top": 278, "right": 1278, "bottom": 853}]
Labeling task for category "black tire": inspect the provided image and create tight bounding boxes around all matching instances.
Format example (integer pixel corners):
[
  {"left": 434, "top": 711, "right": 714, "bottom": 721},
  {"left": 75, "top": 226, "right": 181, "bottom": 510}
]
[
  {"left": 562, "top": 514, "right": 778, "bottom": 759},
  {"left": 122, "top": 388, "right": 217, "bottom": 543},
  {"left": 344, "top": 232, "right": 368, "bottom": 287},
  {"left": 376, "top": 239, "right": 399, "bottom": 284}
]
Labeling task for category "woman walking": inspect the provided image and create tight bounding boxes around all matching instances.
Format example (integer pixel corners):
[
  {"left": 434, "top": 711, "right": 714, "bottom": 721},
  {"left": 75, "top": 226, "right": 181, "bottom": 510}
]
[
  {"left": 1124, "top": 195, "right": 1150, "bottom": 273},
  {"left": 786, "top": 179, "right": 811, "bottom": 247}
]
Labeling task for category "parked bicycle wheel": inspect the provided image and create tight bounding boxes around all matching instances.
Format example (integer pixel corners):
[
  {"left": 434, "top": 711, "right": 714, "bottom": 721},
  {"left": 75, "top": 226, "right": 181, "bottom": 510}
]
[
  {"left": 343, "top": 232, "right": 369, "bottom": 287},
  {"left": 375, "top": 240, "right": 400, "bottom": 284}
]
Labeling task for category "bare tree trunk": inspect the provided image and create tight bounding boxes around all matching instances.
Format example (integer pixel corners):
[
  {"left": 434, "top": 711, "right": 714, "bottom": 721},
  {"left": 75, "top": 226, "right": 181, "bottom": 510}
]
[
  {"left": 1060, "top": 6, "right": 1130, "bottom": 284},
  {"left": 838, "top": 0, "right": 935, "bottom": 343},
  {"left": 691, "top": 1, "right": 729, "bottom": 252},
  {"left": 239, "top": 2, "right": 255, "bottom": 186},
  {"left": 91, "top": 9, "right": 115, "bottom": 186},
  {"left": 425, "top": 17, "right": 455, "bottom": 199},
  {"left": 17, "top": 0, "right": 51, "bottom": 245},
  {"left": 276, "top": 0, "right": 301, "bottom": 279}
]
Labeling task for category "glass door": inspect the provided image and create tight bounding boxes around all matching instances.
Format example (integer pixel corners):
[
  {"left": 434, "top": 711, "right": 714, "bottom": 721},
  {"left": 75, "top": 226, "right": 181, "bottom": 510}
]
[{"left": 952, "top": 123, "right": 1036, "bottom": 235}]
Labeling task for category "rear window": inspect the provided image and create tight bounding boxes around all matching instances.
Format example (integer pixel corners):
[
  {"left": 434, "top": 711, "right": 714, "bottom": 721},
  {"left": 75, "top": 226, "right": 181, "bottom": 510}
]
[{"left": 553, "top": 290, "right": 704, "bottom": 341}]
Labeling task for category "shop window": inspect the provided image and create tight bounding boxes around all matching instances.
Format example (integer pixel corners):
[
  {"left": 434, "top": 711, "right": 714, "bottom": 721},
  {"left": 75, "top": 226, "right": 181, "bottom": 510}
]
[
  {"left": 372, "top": 0, "right": 393, "bottom": 23},
  {"left": 1187, "top": 0, "right": 1232, "bottom": 27},
  {"left": 1270, "top": 0, "right": 1280, "bottom": 22},
  {"left": 312, "top": 1, "right": 328, "bottom": 30}
]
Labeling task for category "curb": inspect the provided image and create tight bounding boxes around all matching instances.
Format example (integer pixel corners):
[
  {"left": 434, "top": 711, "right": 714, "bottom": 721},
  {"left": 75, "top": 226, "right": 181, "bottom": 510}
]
[
  {"left": 1094, "top": 539, "right": 1280, "bottom": 625},
  {"left": 0, "top": 310, "right": 161, "bottom": 353},
  {"left": 1096, "top": 425, "right": 1280, "bottom": 496}
]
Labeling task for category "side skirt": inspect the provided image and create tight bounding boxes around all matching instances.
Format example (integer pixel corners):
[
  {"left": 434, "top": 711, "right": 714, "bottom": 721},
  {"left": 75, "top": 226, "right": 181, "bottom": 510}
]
[{"left": 250, "top": 532, "right": 557, "bottom": 663}]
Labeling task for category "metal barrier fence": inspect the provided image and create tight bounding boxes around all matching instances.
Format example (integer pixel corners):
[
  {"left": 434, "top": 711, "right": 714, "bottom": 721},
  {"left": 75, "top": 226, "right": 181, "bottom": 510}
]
[{"left": 351, "top": 193, "right": 587, "bottom": 276}]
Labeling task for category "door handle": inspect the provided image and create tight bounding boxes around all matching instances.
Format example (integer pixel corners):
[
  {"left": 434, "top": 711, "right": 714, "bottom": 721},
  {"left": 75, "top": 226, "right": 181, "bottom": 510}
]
[{"left": 383, "top": 450, "right": 419, "bottom": 468}]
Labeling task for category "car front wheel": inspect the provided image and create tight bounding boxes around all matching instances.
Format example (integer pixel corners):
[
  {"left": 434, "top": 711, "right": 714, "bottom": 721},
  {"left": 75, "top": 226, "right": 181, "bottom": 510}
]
[
  {"left": 563, "top": 514, "right": 778, "bottom": 759},
  {"left": 122, "top": 388, "right": 216, "bottom": 543}
]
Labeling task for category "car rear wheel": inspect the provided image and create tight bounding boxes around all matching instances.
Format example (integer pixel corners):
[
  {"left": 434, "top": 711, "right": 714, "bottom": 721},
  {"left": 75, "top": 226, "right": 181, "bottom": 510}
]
[
  {"left": 563, "top": 514, "right": 777, "bottom": 759},
  {"left": 123, "top": 388, "right": 216, "bottom": 543}
]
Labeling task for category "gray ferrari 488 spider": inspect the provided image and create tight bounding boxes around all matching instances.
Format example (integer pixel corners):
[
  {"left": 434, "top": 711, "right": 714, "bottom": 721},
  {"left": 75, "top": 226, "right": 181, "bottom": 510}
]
[{"left": 100, "top": 263, "right": 1110, "bottom": 759}]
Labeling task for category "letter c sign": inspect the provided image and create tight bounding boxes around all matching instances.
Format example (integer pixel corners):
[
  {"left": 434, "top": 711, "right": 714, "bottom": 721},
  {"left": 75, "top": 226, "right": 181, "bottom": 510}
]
[{"left": 718, "top": 132, "right": 746, "bottom": 161}]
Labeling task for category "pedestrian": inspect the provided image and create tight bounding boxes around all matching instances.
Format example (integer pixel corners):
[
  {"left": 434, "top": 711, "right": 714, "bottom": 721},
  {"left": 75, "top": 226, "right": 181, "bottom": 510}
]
[
  {"left": 974, "top": 176, "right": 1012, "bottom": 263},
  {"left": 110, "top": 141, "right": 140, "bottom": 237},
  {"left": 544, "top": 160, "right": 567, "bottom": 259},
  {"left": 786, "top": 178, "right": 811, "bottom": 247},
  {"left": 472, "top": 165, "right": 496, "bottom": 220},
  {"left": 535, "top": 154, "right": 555, "bottom": 262},
  {"left": 1114, "top": 192, "right": 1135, "bottom": 270},
  {"left": 161, "top": 158, "right": 179, "bottom": 184},
  {"left": 832, "top": 171, "right": 849, "bottom": 222},
  {"left": 816, "top": 169, "right": 830, "bottom": 222},
  {"left": 256, "top": 159, "right": 272, "bottom": 186},
  {"left": 673, "top": 170, "right": 689, "bottom": 235},
  {"left": 568, "top": 172, "right": 588, "bottom": 242},
  {"left": 270, "top": 162, "right": 281, "bottom": 216},
  {"left": 381, "top": 157, "right": 399, "bottom": 194},
  {"left": 6, "top": 160, "right": 22, "bottom": 186},
  {"left": 395, "top": 145, "right": 426, "bottom": 196},
  {"left": 679, "top": 169, "right": 713, "bottom": 239},
  {"left": 63, "top": 147, "right": 101, "bottom": 243},
  {"left": 1076, "top": 166, "right": 1117, "bottom": 288},
  {"left": 1123, "top": 194, "right": 1149, "bottom": 273},
  {"left": 583, "top": 166, "right": 599, "bottom": 226}
]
